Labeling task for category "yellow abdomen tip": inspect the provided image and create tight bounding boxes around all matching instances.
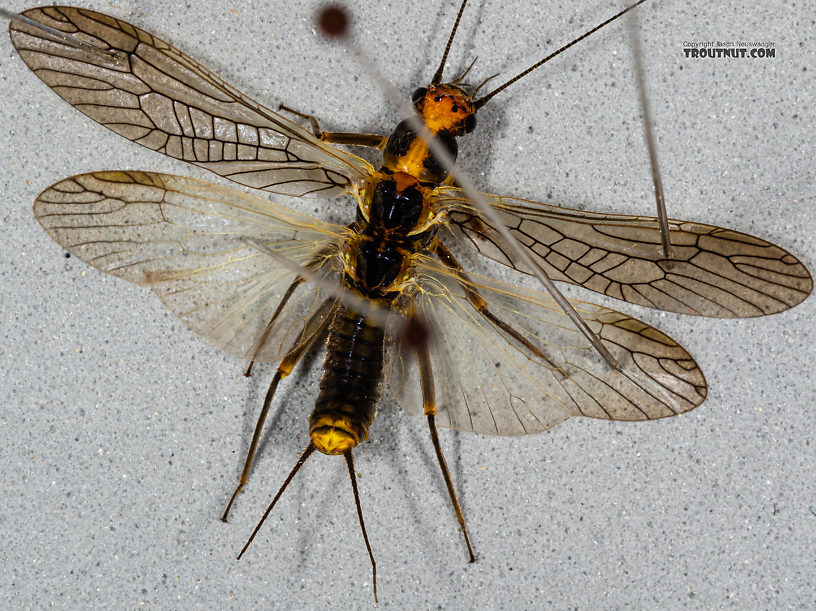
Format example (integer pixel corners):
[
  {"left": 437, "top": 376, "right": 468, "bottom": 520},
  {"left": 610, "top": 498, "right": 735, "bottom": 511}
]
[
  {"left": 311, "top": 426, "right": 356, "bottom": 455},
  {"left": 309, "top": 412, "right": 365, "bottom": 455}
]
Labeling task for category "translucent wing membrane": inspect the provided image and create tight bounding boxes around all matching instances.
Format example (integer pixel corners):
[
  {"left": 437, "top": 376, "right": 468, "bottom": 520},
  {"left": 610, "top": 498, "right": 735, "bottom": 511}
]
[
  {"left": 10, "top": 7, "right": 374, "bottom": 197},
  {"left": 386, "top": 255, "right": 707, "bottom": 436},
  {"left": 34, "top": 171, "right": 349, "bottom": 361},
  {"left": 438, "top": 188, "right": 813, "bottom": 318}
]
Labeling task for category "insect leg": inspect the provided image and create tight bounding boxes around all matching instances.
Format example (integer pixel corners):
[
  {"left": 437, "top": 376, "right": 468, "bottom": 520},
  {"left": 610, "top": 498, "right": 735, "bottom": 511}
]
[
  {"left": 435, "top": 241, "right": 564, "bottom": 372},
  {"left": 417, "top": 337, "right": 477, "bottom": 563},
  {"left": 244, "top": 250, "right": 337, "bottom": 377},
  {"left": 319, "top": 131, "right": 388, "bottom": 149},
  {"left": 221, "top": 299, "right": 338, "bottom": 522},
  {"left": 243, "top": 276, "right": 306, "bottom": 377},
  {"left": 277, "top": 103, "right": 387, "bottom": 149}
]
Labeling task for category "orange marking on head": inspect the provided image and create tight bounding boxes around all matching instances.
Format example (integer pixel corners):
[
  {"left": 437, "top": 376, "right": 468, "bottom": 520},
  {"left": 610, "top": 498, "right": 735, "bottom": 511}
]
[{"left": 417, "top": 84, "right": 475, "bottom": 133}]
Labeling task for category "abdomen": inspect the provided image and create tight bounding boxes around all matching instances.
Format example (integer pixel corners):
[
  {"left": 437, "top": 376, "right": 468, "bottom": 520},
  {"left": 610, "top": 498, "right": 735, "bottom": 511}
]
[{"left": 310, "top": 306, "right": 385, "bottom": 455}]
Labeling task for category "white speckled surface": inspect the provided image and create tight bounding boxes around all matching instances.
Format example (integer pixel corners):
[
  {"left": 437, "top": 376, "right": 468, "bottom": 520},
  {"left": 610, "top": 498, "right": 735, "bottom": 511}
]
[{"left": 1, "top": 1, "right": 813, "bottom": 608}]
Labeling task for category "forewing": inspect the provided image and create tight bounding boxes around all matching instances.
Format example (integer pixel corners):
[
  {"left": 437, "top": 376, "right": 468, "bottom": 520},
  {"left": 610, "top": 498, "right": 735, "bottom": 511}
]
[
  {"left": 10, "top": 7, "right": 373, "bottom": 197},
  {"left": 438, "top": 188, "right": 813, "bottom": 318},
  {"left": 386, "top": 256, "right": 707, "bottom": 436},
  {"left": 34, "top": 171, "right": 349, "bottom": 362}
]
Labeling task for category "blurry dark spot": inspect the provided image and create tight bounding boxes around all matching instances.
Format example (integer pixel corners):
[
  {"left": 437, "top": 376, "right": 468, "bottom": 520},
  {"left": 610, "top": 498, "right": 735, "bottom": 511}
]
[
  {"left": 402, "top": 316, "right": 430, "bottom": 352},
  {"left": 317, "top": 4, "right": 349, "bottom": 37}
]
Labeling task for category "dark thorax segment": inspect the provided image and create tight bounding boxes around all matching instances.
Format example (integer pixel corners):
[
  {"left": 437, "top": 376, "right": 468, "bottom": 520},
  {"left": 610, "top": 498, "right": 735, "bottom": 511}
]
[
  {"left": 369, "top": 177, "right": 424, "bottom": 233},
  {"left": 350, "top": 172, "right": 436, "bottom": 297}
]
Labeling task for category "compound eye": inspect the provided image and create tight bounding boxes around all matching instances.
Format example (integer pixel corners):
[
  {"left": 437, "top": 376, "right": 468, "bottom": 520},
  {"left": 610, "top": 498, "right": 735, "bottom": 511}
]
[
  {"left": 464, "top": 114, "right": 477, "bottom": 133},
  {"left": 411, "top": 87, "right": 428, "bottom": 106}
]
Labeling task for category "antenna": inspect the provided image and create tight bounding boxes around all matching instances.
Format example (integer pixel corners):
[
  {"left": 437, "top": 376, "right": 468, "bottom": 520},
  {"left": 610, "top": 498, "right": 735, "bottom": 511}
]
[
  {"left": 431, "top": 0, "right": 471, "bottom": 84},
  {"left": 474, "top": 0, "right": 649, "bottom": 108}
]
